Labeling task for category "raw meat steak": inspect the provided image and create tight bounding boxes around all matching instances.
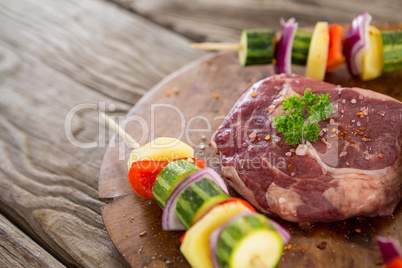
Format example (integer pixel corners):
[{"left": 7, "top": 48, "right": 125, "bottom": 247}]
[{"left": 212, "top": 74, "right": 402, "bottom": 223}]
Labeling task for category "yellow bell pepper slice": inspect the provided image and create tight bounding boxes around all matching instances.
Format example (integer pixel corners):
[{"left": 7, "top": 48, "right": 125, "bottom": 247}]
[
  {"left": 127, "top": 137, "right": 194, "bottom": 170},
  {"left": 360, "top": 25, "right": 384, "bottom": 81},
  {"left": 306, "top": 22, "right": 329, "bottom": 80}
]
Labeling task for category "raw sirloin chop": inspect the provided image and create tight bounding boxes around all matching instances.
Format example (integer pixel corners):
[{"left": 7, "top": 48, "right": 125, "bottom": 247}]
[{"left": 212, "top": 74, "right": 402, "bottom": 223}]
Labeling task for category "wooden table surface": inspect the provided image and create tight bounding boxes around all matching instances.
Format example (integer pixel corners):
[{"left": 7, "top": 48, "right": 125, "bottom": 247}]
[{"left": 0, "top": 0, "right": 401, "bottom": 267}]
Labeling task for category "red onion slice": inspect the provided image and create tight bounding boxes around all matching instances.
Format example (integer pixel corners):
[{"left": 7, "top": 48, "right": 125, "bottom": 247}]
[
  {"left": 161, "top": 167, "right": 229, "bottom": 231},
  {"left": 377, "top": 236, "right": 402, "bottom": 264},
  {"left": 270, "top": 219, "right": 291, "bottom": 245},
  {"left": 209, "top": 211, "right": 257, "bottom": 268},
  {"left": 343, "top": 12, "right": 372, "bottom": 76},
  {"left": 275, "top": 18, "right": 298, "bottom": 74}
]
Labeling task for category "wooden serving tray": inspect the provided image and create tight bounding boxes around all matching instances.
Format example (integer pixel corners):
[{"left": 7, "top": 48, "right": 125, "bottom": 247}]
[{"left": 99, "top": 44, "right": 402, "bottom": 267}]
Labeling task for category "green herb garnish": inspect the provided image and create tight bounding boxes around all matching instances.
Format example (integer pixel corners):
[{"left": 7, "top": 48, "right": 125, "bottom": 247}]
[{"left": 273, "top": 89, "right": 334, "bottom": 146}]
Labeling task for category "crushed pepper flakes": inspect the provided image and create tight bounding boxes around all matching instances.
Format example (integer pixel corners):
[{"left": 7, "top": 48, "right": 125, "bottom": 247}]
[
  {"left": 139, "top": 231, "right": 147, "bottom": 236},
  {"left": 213, "top": 93, "right": 220, "bottom": 99},
  {"left": 357, "top": 112, "right": 364, "bottom": 118},
  {"left": 355, "top": 228, "right": 361, "bottom": 233},
  {"left": 284, "top": 244, "right": 293, "bottom": 250},
  {"left": 265, "top": 135, "right": 271, "bottom": 141},
  {"left": 251, "top": 92, "right": 257, "bottom": 98},
  {"left": 378, "top": 153, "right": 383, "bottom": 158},
  {"left": 165, "top": 91, "right": 171, "bottom": 97},
  {"left": 173, "top": 87, "right": 179, "bottom": 94},
  {"left": 125, "top": 233, "right": 128, "bottom": 237}
]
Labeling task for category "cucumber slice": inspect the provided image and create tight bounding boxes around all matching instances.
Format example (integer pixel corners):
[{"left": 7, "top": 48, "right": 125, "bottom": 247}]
[
  {"left": 176, "top": 178, "right": 230, "bottom": 229},
  {"left": 381, "top": 30, "right": 402, "bottom": 72},
  {"left": 238, "top": 29, "right": 276, "bottom": 66},
  {"left": 216, "top": 214, "right": 283, "bottom": 268},
  {"left": 152, "top": 160, "right": 200, "bottom": 209},
  {"left": 306, "top": 22, "right": 329, "bottom": 80},
  {"left": 292, "top": 29, "right": 313, "bottom": 66}
]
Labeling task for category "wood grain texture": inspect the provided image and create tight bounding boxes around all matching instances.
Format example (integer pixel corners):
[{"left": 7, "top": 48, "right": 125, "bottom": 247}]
[
  {"left": 99, "top": 51, "right": 402, "bottom": 267},
  {"left": 110, "top": 0, "right": 402, "bottom": 42},
  {"left": 0, "top": 214, "right": 65, "bottom": 268},
  {"left": 0, "top": 0, "right": 203, "bottom": 266}
]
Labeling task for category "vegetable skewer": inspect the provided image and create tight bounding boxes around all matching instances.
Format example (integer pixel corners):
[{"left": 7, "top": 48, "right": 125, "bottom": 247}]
[
  {"left": 191, "top": 13, "right": 402, "bottom": 81},
  {"left": 102, "top": 112, "right": 290, "bottom": 267}
]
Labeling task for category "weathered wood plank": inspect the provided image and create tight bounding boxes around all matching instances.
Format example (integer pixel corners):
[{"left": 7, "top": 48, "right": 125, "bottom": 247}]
[
  {"left": 111, "top": 0, "right": 402, "bottom": 42},
  {"left": 0, "top": 213, "right": 65, "bottom": 268},
  {"left": 0, "top": 0, "right": 204, "bottom": 266}
]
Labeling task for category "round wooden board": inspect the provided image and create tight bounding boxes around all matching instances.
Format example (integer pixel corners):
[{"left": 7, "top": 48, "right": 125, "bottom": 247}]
[{"left": 99, "top": 38, "right": 402, "bottom": 267}]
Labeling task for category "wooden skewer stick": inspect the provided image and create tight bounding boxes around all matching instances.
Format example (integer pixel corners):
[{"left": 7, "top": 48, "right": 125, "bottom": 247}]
[
  {"left": 190, "top": 42, "right": 242, "bottom": 51},
  {"left": 100, "top": 112, "right": 141, "bottom": 149}
]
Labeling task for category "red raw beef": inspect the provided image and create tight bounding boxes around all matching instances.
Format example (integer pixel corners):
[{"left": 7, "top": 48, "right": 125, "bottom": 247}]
[{"left": 212, "top": 74, "right": 402, "bottom": 223}]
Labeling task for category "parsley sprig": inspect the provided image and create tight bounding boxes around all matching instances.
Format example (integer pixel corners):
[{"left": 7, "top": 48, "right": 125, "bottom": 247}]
[{"left": 273, "top": 89, "right": 334, "bottom": 146}]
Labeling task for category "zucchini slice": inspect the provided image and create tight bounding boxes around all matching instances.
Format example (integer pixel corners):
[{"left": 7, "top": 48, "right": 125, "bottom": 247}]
[
  {"left": 152, "top": 160, "right": 200, "bottom": 208},
  {"left": 381, "top": 30, "right": 402, "bottom": 72},
  {"left": 238, "top": 29, "right": 276, "bottom": 66},
  {"left": 216, "top": 214, "right": 283, "bottom": 268},
  {"left": 176, "top": 178, "right": 230, "bottom": 229},
  {"left": 292, "top": 28, "right": 313, "bottom": 66}
]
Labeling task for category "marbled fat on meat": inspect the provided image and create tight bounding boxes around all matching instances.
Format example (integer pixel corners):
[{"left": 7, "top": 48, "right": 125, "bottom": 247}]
[{"left": 212, "top": 74, "right": 402, "bottom": 223}]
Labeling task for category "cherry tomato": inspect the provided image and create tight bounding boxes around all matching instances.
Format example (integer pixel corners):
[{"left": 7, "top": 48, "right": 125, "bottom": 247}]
[
  {"left": 128, "top": 161, "right": 169, "bottom": 199},
  {"left": 128, "top": 158, "right": 206, "bottom": 199}
]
